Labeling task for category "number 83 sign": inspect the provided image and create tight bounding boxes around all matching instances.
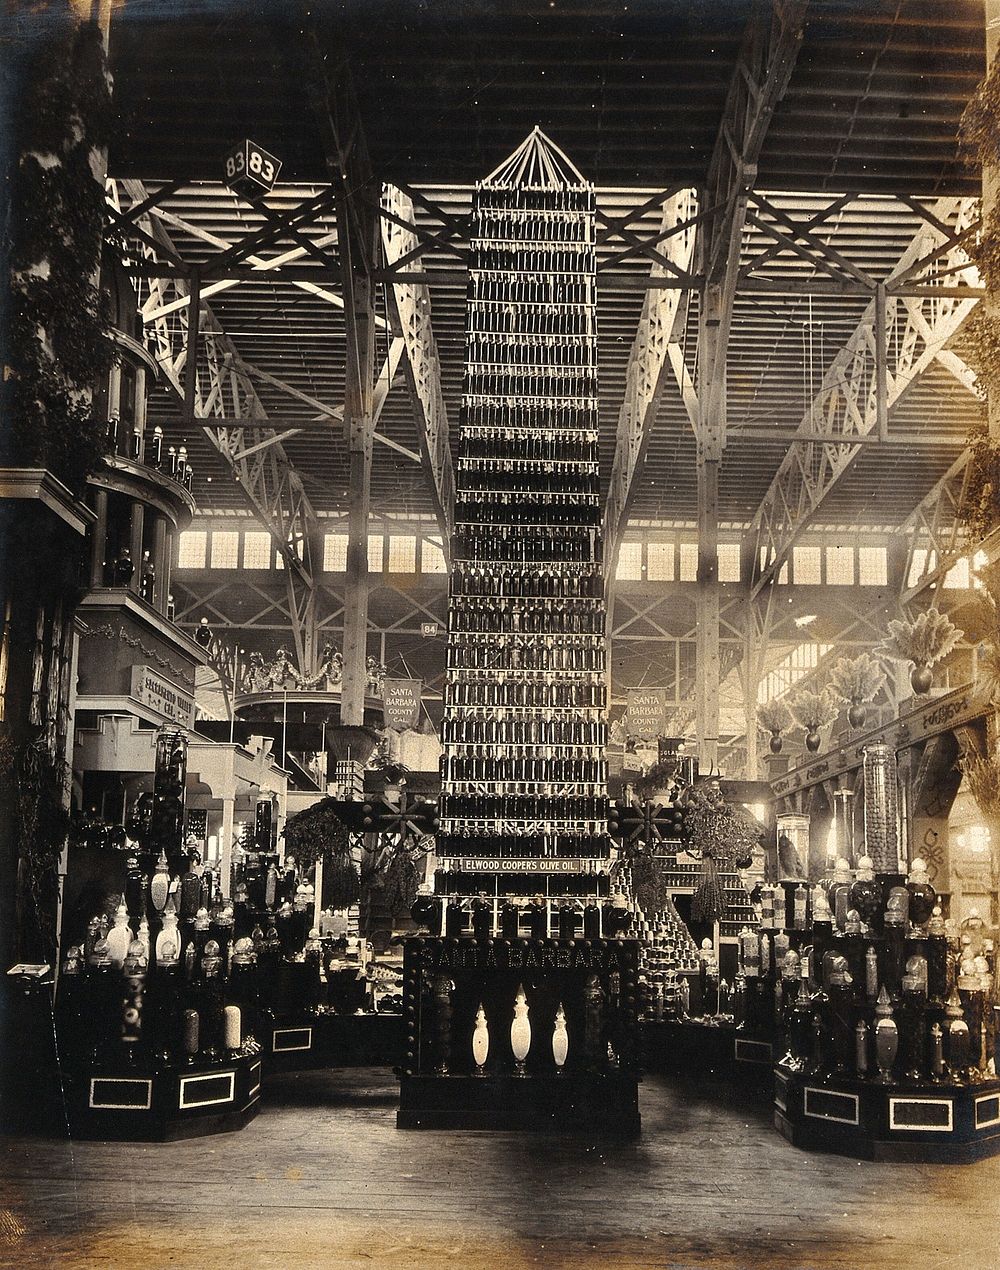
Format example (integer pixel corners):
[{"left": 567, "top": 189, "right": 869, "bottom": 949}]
[{"left": 223, "top": 140, "right": 282, "bottom": 200}]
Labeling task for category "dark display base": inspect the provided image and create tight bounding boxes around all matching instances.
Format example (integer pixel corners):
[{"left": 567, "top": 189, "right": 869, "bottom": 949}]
[
  {"left": 264, "top": 1010, "right": 405, "bottom": 1071},
  {"left": 64, "top": 1052, "right": 262, "bottom": 1141},
  {"left": 642, "top": 1020, "right": 772, "bottom": 1082},
  {"left": 773, "top": 1064, "right": 1000, "bottom": 1162},
  {"left": 398, "top": 1071, "right": 640, "bottom": 1134}
]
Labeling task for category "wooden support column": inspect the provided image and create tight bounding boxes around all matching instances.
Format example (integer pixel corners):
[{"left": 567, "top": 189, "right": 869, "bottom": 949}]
[
  {"left": 219, "top": 793, "right": 235, "bottom": 899},
  {"left": 134, "top": 365, "right": 147, "bottom": 459},
  {"left": 89, "top": 487, "right": 107, "bottom": 588},
  {"left": 339, "top": 214, "right": 377, "bottom": 726},
  {"left": 696, "top": 451, "right": 720, "bottom": 774},
  {"left": 107, "top": 361, "right": 121, "bottom": 451},
  {"left": 128, "top": 500, "right": 144, "bottom": 590},
  {"left": 743, "top": 616, "right": 760, "bottom": 781},
  {"left": 161, "top": 527, "right": 173, "bottom": 616},
  {"left": 152, "top": 514, "right": 168, "bottom": 613},
  {"left": 342, "top": 449, "right": 372, "bottom": 724}
]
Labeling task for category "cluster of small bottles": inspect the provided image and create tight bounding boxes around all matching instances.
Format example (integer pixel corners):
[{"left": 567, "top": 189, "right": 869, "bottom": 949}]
[
  {"left": 444, "top": 675, "right": 605, "bottom": 710},
  {"left": 460, "top": 431, "right": 598, "bottom": 461},
  {"left": 441, "top": 753, "right": 607, "bottom": 786},
  {"left": 452, "top": 526, "right": 602, "bottom": 564},
  {"left": 741, "top": 857, "right": 999, "bottom": 1085},
  {"left": 413, "top": 885, "right": 631, "bottom": 939},
  {"left": 446, "top": 634, "right": 605, "bottom": 673},
  {"left": 441, "top": 791, "right": 606, "bottom": 820},
  {"left": 451, "top": 561, "right": 602, "bottom": 598},
  {"left": 441, "top": 712, "right": 604, "bottom": 747},
  {"left": 448, "top": 595, "right": 604, "bottom": 635},
  {"left": 438, "top": 148, "right": 609, "bottom": 895},
  {"left": 106, "top": 418, "right": 194, "bottom": 490}
]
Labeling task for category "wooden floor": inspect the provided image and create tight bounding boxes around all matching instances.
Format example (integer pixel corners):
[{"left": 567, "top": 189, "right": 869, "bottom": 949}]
[{"left": 1, "top": 1067, "right": 997, "bottom": 1270}]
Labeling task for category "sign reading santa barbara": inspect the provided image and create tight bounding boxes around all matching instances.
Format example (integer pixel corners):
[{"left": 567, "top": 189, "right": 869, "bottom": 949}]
[
  {"left": 625, "top": 687, "right": 667, "bottom": 739},
  {"left": 130, "top": 665, "right": 195, "bottom": 727},
  {"left": 382, "top": 677, "right": 421, "bottom": 730}
]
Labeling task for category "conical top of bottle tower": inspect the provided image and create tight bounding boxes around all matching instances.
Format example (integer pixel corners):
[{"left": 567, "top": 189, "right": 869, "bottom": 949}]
[{"left": 483, "top": 126, "right": 588, "bottom": 190}]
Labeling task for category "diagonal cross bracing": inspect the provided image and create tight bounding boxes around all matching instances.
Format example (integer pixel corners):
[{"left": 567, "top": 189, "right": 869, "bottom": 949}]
[
  {"left": 749, "top": 196, "right": 981, "bottom": 600},
  {"left": 110, "top": 178, "right": 322, "bottom": 671},
  {"left": 603, "top": 188, "right": 699, "bottom": 576},
  {"left": 381, "top": 183, "right": 456, "bottom": 549}
]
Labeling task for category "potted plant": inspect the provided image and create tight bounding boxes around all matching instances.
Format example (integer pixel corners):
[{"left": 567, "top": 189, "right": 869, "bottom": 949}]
[
  {"left": 879, "top": 608, "right": 963, "bottom": 695},
  {"left": 789, "top": 688, "right": 839, "bottom": 753},
  {"left": 828, "top": 652, "right": 886, "bottom": 729},
  {"left": 757, "top": 699, "right": 792, "bottom": 754}
]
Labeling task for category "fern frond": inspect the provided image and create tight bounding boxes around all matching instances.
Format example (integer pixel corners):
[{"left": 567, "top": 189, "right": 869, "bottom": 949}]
[
  {"left": 757, "top": 698, "right": 792, "bottom": 735},
  {"left": 878, "top": 608, "right": 963, "bottom": 668},
  {"left": 789, "top": 687, "right": 839, "bottom": 731},
  {"left": 828, "top": 652, "right": 886, "bottom": 704}
]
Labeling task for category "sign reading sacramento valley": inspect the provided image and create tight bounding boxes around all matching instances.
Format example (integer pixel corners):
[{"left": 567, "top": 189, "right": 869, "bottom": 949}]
[{"left": 130, "top": 665, "right": 195, "bottom": 726}]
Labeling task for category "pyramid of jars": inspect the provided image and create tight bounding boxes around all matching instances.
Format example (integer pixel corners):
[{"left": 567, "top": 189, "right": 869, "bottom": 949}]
[
  {"left": 437, "top": 129, "right": 609, "bottom": 905},
  {"left": 616, "top": 862, "right": 700, "bottom": 977}
]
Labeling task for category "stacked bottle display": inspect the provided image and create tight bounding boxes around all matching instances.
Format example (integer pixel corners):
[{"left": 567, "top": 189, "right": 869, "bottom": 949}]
[{"left": 439, "top": 165, "right": 609, "bottom": 894}]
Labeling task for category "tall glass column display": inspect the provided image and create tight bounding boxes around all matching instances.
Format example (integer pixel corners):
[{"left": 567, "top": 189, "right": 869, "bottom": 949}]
[
  {"left": 438, "top": 127, "right": 609, "bottom": 896},
  {"left": 863, "top": 743, "right": 900, "bottom": 874},
  {"left": 399, "top": 131, "right": 639, "bottom": 1134}
]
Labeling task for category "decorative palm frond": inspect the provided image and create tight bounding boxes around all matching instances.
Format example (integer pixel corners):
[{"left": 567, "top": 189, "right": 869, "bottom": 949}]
[
  {"left": 878, "top": 608, "right": 963, "bottom": 669},
  {"left": 828, "top": 652, "right": 886, "bottom": 705},
  {"left": 757, "top": 698, "right": 792, "bottom": 735},
  {"left": 961, "top": 749, "right": 1000, "bottom": 819},
  {"left": 789, "top": 687, "right": 840, "bottom": 732}
]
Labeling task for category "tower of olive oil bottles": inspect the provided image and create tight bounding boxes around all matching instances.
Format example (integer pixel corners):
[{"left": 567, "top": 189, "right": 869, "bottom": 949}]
[{"left": 436, "top": 130, "right": 610, "bottom": 919}]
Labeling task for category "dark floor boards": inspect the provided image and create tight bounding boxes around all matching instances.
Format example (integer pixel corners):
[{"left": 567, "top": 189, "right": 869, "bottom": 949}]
[{"left": 1, "top": 1067, "right": 997, "bottom": 1270}]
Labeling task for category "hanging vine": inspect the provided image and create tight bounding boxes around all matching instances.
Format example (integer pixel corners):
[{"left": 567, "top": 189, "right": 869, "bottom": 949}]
[
  {"left": 4, "top": 13, "right": 116, "bottom": 493},
  {"left": 957, "top": 57, "right": 1000, "bottom": 534},
  {"left": 0, "top": 736, "right": 70, "bottom": 960}
]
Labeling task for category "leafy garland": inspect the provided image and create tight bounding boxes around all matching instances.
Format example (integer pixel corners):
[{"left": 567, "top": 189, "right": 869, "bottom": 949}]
[{"left": 4, "top": 15, "right": 115, "bottom": 493}]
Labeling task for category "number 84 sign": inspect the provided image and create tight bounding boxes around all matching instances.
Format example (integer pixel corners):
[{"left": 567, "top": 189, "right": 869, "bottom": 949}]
[{"left": 223, "top": 140, "right": 282, "bottom": 201}]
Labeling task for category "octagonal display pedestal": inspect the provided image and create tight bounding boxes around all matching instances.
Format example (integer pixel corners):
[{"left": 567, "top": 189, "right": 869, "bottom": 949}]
[
  {"left": 64, "top": 1052, "right": 262, "bottom": 1141},
  {"left": 773, "top": 1063, "right": 1000, "bottom": 1162}
]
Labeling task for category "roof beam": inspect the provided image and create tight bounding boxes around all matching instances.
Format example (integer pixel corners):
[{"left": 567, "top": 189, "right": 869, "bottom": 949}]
[
  {"left": 748, "top": 195, "right": 981, "bottom": 599},
  {"left": 381, "top": 183, "right": 456, "bottom": 549},
  {"left": 698, "top": 0, "right": 808, "bottom": 459}
]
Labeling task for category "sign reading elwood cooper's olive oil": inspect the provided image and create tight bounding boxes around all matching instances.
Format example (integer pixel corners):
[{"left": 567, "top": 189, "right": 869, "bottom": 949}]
[{"left": 130, "top": 665, "right": 195, "bottom": 727}]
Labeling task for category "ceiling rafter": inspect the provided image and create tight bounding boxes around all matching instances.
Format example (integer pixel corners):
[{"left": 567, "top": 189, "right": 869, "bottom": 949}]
[{"left": 698, "top": 0, "right": 809, "bottom": 459}]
